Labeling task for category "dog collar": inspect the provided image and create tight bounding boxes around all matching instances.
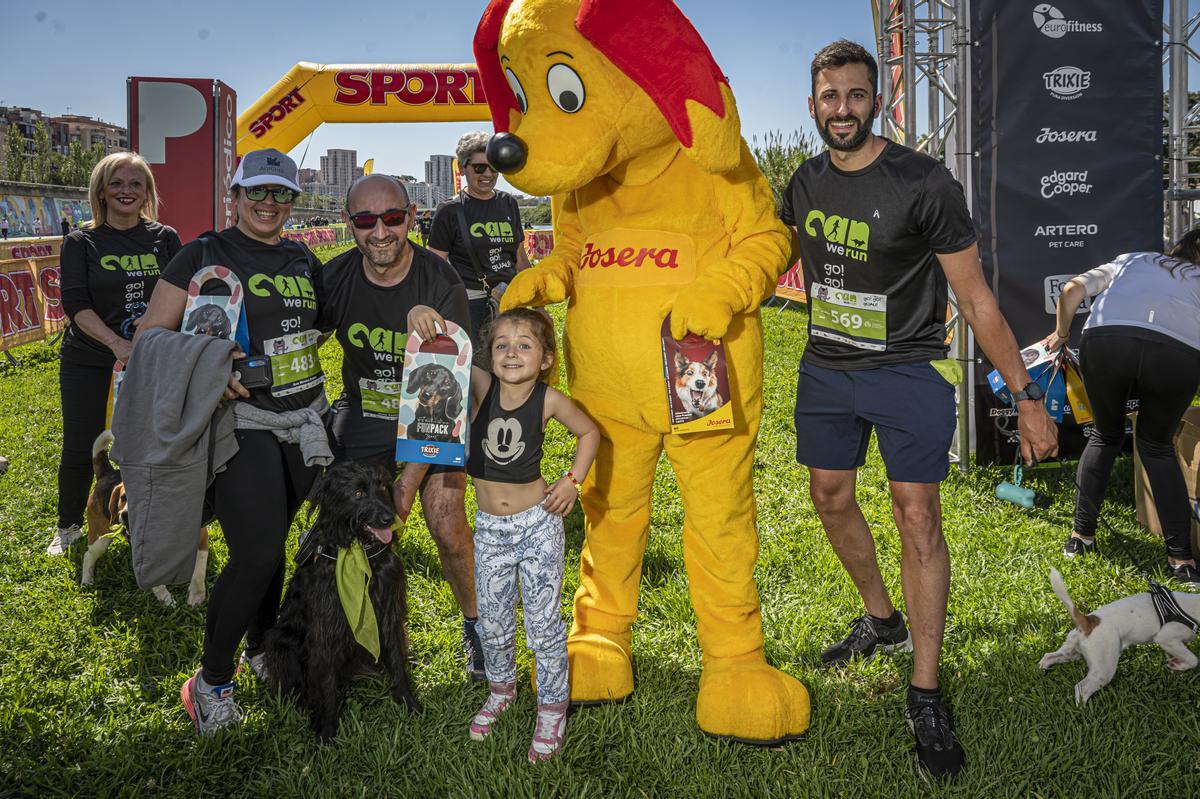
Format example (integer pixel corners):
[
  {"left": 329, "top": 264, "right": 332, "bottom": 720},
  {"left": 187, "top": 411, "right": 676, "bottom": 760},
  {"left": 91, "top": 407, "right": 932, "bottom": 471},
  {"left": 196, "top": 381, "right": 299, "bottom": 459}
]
[
  {"left": 314, "top": 538, "right": 391, "bottom": 563},
  {"left": 1148, "top": 577, "right": 1200, "bottom": 633}
]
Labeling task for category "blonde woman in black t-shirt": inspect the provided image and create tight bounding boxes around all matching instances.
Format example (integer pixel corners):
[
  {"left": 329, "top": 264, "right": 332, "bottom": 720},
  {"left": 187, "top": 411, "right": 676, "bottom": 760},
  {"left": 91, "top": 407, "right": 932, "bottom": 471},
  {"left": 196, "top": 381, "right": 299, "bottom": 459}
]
[{"left": 49, "top": 152, "right": 180, "bottom": 556}]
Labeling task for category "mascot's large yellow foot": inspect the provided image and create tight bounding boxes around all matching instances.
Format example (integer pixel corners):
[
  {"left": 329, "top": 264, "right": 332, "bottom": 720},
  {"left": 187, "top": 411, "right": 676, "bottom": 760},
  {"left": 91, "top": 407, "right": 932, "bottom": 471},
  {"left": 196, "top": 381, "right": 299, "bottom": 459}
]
[
  {"left": 567, "top": 630, "right": 634, "bottom": 705},
  {"left": 696, "top": 653, "right": 811, "bottom": 744}
]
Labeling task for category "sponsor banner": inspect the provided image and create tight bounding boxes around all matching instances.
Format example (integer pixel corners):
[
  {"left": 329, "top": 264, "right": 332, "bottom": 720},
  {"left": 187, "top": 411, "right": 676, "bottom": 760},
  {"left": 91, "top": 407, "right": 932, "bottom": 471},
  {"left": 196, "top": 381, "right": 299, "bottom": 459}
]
[
  {"left": 0, "top": 258, "right": 46, "bottom": 349},
  {"left": 774, "top": 261, "right": 807, "bottom": 302},
  {"left": 281, "top": 227, "right": 338, "bottom": 247},
  {"left": 971, "top": 0, "right": 1162, "bottom": 463},
  {"left": 33, "top": 258, "right": 65, "bottom": 332},
  {"left": 236, "top": 63, "right": 490, "bottom": 156},
  {"left": 129, "top": 77, "right": 237, "bottom": 243}
]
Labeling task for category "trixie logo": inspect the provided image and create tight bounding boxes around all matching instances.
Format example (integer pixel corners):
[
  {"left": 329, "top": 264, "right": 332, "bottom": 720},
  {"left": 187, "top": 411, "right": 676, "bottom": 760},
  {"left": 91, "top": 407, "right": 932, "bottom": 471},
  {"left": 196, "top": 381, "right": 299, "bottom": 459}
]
[
  {"left": 249, "top": 88, "right": 306, "bottom": 138},
  {"left": 420, "top": 444, "right": 440, "bottom": 458},
  {"left": 1032, "top": 4, "right": 1103, "bottom": 39},
  {"left": 1036, "top": 128, "right": 1097, "bottom": 144},
  {"left": 579, "top": 241, "right": 679, "bottom": 270},
  {"left": 334, "top": 69, "right": 481, "bottom": 106},
  {"left": 1043, "top": 67, "right": 1091, "bottom": 100},
  {"left": 1040, "top": 170, "right": 1092, "bottom": 199}
]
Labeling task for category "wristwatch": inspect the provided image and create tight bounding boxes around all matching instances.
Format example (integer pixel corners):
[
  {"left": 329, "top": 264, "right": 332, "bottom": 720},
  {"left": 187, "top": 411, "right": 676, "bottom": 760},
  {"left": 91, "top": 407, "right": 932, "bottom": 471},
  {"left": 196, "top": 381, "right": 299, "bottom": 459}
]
[{"left": 1012, "top": 381, "right": 1044, "bottom": 403}]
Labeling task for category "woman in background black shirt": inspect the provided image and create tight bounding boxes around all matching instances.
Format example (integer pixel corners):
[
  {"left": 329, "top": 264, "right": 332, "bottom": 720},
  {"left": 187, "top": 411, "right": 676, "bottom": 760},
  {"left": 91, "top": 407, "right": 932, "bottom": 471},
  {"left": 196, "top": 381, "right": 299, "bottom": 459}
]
[{"left": 48, "top": 151, "right": 180, "bottom": 556}]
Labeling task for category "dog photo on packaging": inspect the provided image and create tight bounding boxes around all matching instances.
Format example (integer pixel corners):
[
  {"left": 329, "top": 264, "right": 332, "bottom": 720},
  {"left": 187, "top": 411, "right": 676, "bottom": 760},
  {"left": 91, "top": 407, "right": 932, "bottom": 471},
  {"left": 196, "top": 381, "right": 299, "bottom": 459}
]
[
  {"left": 264, "top": 462, "right": 421, "bottom": 742},
  {"left": 1039, "top": 567, "right": 1200, "bottom": 705},
  {"left": 80, "top": 430, "right": 209, "bottom": 607}
]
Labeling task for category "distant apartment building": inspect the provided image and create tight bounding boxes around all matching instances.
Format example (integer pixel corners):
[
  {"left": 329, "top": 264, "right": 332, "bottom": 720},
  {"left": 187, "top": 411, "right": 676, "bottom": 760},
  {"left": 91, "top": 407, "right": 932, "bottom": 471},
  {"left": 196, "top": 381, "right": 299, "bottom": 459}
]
[
  {"left": 319, "top": 149, "right": 362, "bottom": 197},
  {"left": 403, "top": 179, "right": 447, "bottom": 210},
  {"left": 49, "top": 114, "right": 128, "bottom": 154},
  {"left": 424, "top": 154, "right": 454, "bottom": 199}
]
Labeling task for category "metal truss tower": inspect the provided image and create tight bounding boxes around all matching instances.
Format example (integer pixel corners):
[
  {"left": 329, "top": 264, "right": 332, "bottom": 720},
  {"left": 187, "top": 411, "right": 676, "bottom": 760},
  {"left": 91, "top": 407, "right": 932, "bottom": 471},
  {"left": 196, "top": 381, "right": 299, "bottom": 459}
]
[
  {"left": 874, "top": 0, "right": 975, "bottom": 467},
  {"left": 1166, "top": 0, "right": 1200, "bottom": 243}
]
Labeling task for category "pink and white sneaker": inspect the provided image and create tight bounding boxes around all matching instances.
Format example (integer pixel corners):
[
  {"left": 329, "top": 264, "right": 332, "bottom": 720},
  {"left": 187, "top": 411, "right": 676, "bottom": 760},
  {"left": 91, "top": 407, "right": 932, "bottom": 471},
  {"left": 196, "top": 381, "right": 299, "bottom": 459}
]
[
  {"left": 469, "top": 685, "right": 516, "bottom": 741},
  {"left": 528, "top": 704, "right": 568, "bottom": 762}
]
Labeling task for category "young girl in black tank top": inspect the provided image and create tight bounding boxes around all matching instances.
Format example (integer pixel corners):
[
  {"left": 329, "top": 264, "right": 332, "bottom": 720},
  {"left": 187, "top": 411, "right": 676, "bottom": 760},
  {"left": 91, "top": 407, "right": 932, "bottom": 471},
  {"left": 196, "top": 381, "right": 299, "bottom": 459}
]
[{"left": 463, "top": 308, "right": 598, "bottom": 762}]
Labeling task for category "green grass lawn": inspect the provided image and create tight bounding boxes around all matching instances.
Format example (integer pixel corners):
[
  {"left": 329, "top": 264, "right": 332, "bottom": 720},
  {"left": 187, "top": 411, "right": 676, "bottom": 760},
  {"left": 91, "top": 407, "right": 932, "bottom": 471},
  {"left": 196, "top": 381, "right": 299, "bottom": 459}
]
[{"left": 2, "top": 248, "right": 1198, "bottom": 797}]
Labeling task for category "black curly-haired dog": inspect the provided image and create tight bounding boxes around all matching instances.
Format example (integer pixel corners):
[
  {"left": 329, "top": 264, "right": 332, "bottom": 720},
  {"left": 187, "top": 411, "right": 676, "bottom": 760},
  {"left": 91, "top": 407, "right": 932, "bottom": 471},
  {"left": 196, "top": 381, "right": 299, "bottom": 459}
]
[{"left": 263, "top": 462, "right": 421, "bottom": 742}]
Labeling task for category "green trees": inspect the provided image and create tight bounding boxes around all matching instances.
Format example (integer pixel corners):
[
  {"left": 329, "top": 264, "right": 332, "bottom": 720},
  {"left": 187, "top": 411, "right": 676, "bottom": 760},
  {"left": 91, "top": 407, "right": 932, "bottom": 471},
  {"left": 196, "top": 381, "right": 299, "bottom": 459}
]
[
  {"left": 749, "top": 129, "right": 817, "bottom": 214},
  {"left": 520, "top": 203, "right": 552, "bottom": 227},
  {"left": 5, "top": 123, "right": 25, "bottom": 182}
]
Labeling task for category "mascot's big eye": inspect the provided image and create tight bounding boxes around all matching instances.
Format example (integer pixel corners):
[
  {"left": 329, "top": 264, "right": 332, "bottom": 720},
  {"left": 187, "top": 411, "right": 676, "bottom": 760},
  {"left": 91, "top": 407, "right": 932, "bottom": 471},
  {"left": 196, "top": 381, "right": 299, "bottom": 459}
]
[
  {"left": 546, "top": 63, "right": 585, "bottom": 113},
  {"left": 505, "top": 68, "right": 528, "bottom": 113}
]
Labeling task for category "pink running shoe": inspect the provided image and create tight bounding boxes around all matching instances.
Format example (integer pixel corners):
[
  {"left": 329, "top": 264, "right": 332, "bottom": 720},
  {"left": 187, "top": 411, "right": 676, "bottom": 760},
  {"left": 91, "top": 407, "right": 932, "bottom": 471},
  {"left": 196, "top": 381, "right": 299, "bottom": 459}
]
[
  {"left": 528, "top": 705, "right": 568, "bottom": 762},
  {"left": 469, "top": 686, "right": 516, "bottom": 741}
]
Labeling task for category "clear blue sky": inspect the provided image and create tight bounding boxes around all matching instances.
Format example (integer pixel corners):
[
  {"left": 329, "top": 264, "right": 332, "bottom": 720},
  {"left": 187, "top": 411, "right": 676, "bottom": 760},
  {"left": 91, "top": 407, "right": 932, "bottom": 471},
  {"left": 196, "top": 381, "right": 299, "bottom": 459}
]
[
  {"left": 3, "top": 0, "right": 876, "bottom": 189},
  {"left": 4, "top": 1, "right": 1193, "bottom": 191}
]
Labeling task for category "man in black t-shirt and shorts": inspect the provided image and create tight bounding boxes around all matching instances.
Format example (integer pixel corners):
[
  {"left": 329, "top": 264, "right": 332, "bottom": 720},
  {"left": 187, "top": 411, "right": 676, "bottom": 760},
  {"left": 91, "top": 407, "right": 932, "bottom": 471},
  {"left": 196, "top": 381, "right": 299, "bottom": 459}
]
[
  {"left": 317, "top": 174, "right": 485, "bottom": 680},
  {"left": 784, "top": 41, "right": 1059, "bottom": 780}
]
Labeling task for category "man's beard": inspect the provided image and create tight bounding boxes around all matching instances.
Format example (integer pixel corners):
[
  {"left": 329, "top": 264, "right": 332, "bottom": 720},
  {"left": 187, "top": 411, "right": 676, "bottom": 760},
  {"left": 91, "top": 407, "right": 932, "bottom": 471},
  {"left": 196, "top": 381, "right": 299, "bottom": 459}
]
[
  {"left": 818, "top": 111, "right": 875, "bottom": 152},
  {"left": 361, "top": 237, "right": 403, "bottom": 268}
]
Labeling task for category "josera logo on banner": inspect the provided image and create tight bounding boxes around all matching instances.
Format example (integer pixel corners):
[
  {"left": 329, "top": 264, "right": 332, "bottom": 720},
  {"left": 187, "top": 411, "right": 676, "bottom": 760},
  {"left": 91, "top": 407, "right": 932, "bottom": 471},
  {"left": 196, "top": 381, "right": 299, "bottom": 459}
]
[
  {"left": 970, "top": 0, "right": 1163, "bottom": 464},
  {"left": 128, "top": 77, "right": 238, "bottom": 243}
]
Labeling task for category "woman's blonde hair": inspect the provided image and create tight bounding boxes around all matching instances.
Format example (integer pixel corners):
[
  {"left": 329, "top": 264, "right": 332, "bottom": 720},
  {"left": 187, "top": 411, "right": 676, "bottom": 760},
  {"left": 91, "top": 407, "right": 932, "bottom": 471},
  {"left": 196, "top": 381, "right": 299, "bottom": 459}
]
[{"left": 88, "top": 152, "right": 159, "bottom": 228}]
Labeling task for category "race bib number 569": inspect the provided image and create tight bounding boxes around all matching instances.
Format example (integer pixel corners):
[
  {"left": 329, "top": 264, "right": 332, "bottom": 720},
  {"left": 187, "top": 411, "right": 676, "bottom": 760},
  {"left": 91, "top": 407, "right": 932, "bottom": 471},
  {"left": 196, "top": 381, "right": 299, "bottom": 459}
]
[{"left": 810, "top": 284, "right": 887, "bottom": 352}]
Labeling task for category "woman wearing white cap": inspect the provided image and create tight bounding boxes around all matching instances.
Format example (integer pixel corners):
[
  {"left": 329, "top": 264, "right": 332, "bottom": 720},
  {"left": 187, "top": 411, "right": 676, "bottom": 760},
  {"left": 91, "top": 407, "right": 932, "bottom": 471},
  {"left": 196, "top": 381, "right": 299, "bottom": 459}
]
[{"left": 138, "top": 148, "right": 328, "bottom": 735}]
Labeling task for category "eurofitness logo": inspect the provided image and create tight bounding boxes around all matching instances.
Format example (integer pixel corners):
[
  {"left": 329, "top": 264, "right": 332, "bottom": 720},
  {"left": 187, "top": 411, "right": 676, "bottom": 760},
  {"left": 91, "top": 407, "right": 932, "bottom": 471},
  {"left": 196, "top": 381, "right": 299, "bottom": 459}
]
[
  {"left": 1032, "top": 4, "right": 1103, "bottom": 39},
  {"left": 1040, "top": 170, "right": 1093, "bottom": 199},
  {"left": 1043, "top": 66, "right": 1091, "bottom": 100},
  {"left": 1036, "top": 128, "right": 1097, "bottom": 144}
]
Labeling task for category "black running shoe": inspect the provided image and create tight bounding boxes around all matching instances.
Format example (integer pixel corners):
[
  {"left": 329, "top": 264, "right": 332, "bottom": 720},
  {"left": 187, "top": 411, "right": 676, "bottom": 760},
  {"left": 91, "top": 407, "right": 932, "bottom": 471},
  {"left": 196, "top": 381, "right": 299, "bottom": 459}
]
[
  {"left": 1167, "top": 562, "right": 1200, "bottom": 589},
  {"left": 1063, "top": 535, "right": 1097, "bottom": 558},
  {"left": 905, "top": 692, "right": 965, "bottom": 781},
  {"left": 819, "top": 612, "right": 912, "bottom": 667},
  {"left": 461, "top": 617, "right": 487, "bottom": 681}
]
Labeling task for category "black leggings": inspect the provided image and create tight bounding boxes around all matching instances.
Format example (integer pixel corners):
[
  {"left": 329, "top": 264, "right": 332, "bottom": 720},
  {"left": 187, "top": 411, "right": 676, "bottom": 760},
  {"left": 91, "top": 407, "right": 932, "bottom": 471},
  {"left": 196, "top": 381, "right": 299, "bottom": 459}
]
[
  {"left": 57, "top": 349, "right": 115, "bottom": 529},
  {"left": 1074, "top": 329, "right": 1200, "bottom": 558},
  {"left": 201, "top": 429, "right": 319, "bottom": 685}
]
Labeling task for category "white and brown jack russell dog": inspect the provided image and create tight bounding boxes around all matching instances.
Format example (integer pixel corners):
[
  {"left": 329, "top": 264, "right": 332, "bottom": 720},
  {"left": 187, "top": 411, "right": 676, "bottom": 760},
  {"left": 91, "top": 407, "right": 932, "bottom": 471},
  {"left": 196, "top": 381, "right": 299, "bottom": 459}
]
[{"left": 1039, "top": 567, "right": 1200, "bottom": 705}]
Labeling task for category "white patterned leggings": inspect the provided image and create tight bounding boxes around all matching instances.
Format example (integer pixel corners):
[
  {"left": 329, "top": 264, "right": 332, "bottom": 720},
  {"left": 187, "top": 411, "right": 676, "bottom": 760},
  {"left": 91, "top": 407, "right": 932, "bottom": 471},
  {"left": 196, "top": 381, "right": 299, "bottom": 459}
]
[{"left": 473, "top": 503, "right": 569, "bottom": 704}]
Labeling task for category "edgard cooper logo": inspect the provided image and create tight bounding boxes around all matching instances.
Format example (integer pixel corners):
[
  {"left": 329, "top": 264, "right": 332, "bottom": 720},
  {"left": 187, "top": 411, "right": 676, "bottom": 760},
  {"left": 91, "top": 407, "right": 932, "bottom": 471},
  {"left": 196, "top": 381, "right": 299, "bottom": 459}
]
[
  {"left": 1043, "top": 66, "right": 1091, "bottom": 100},
  {"left": 1032, "top": 4, "right": 1103, "bottom": 38}
]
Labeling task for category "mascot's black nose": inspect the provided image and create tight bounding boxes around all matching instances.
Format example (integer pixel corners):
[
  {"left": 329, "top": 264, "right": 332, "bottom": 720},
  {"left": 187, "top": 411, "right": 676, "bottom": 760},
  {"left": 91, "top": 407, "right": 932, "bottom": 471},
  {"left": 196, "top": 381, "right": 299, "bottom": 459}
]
[{"left": 487, "top": 132, "right": 527, "bottom": 174}]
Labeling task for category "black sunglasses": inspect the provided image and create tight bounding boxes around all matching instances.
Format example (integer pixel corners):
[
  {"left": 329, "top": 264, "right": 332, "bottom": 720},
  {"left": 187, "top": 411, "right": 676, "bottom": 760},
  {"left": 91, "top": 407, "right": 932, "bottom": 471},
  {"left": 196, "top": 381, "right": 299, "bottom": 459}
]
[
  {"left": 469, "top": 163, "right": 497, "bottom": 175},
  {"left": 243, "top": 186, "right": 297, "bottom": 204},
  {"left": 348, "top": 208, "right": 408, "bottom": 229}
]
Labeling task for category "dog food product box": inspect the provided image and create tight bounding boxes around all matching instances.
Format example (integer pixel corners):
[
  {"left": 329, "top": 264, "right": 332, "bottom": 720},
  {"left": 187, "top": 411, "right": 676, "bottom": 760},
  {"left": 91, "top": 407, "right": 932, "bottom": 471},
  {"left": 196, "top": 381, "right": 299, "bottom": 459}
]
[
  {"left": 660, "top": 317, "right": 735, "bottom": 435},
  {"left": 395, "top": 321, "right": 472, "bottom": 466},
  {"left": 986, "top": 341, "right": 1066, "bottom": 422}
]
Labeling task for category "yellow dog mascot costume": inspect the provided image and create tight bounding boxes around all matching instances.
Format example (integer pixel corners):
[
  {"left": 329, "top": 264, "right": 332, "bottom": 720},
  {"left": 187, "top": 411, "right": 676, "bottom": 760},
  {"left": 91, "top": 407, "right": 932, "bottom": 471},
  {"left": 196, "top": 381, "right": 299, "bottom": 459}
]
[{"left": 474, "top": 0, "right": 810, "bottom": 743}]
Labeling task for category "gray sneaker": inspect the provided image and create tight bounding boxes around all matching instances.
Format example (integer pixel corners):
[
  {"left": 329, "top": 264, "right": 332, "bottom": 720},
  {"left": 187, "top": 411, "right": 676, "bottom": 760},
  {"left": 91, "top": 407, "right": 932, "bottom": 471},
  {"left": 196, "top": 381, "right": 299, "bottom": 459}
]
[
  {"left": 239, "top": 649, "right": 270, "bottom": 682},
  {"left": 181, "top": 671, "right": 243, "bottom": 736},
  {"left": 46, "top": 524, "right": 82, "bottom": 556}
]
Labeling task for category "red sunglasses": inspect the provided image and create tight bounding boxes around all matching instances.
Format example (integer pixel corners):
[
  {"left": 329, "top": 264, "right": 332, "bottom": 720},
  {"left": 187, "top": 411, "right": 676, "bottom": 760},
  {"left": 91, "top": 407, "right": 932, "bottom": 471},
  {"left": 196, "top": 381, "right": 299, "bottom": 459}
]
[{"left": 348, "top": 208, "right": 408, "bottom": 229}]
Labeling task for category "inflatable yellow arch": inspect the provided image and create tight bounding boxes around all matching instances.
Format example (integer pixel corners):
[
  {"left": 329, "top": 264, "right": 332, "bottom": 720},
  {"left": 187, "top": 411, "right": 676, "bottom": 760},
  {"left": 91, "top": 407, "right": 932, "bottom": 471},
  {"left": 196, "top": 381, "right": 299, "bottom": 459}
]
[{"left": 236, "top": 62, "right": 491, "bottom": 156}]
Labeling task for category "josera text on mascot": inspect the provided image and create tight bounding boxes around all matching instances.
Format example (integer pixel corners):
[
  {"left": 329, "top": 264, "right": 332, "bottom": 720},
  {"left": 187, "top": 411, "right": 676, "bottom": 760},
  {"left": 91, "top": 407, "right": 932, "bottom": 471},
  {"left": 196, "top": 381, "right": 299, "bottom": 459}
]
[{"left": 474, "top": 0, "right": 810, "bottom": 743}]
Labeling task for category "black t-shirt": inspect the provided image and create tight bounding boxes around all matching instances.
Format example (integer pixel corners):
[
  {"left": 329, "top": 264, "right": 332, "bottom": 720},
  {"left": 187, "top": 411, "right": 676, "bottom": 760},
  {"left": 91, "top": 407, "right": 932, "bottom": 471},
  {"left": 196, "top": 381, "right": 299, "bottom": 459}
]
[
  {"left": 60, "top": 221, "right": 181, "bottom": 363},
  {"left": 781, "top": 140, "right": 977, "bottom": 369},
  {"left": 161, "top": 227, "right": 325, "bottom": 412},
  {"left": 428, "top": 191, "right": 525, "bottom": 294},
  {"left": 317, "top": 243, "right": 470, "bottom": 458}
]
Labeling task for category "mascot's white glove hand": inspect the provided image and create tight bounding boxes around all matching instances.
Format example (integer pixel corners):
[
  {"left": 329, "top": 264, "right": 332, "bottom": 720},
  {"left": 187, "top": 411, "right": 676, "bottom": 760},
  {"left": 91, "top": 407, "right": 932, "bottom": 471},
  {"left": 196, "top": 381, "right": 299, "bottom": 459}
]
[
  {"left": 501, "top": 265, "right": 569, "bottom": 311},
  {"left": 662, "top": 283, "right": 736, "bottom": 341}
]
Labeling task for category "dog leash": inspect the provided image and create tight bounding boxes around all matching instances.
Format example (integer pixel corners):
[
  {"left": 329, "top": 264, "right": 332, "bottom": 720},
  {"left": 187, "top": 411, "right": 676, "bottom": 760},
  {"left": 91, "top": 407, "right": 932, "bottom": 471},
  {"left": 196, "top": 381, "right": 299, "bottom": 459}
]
[{"left": 1144, "top": 573, "right": 1200, "bottom": 632}]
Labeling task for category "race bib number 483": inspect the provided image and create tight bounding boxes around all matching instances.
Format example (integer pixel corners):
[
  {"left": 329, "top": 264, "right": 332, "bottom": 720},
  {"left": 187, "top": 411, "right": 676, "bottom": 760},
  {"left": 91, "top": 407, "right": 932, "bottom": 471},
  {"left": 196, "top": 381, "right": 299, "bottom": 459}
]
[
  {"left": 264, "top": 329, "right": 324, "bottom": 397},
  {"left": 809, "top": 284, "right": 887, "bottom": 351}
]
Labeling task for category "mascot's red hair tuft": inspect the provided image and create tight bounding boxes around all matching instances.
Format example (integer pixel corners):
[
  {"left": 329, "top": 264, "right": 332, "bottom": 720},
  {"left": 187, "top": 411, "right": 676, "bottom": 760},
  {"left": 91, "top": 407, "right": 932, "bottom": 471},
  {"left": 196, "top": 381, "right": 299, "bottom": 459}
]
[{"left": 473, "top": 0, "right": 729, "bottom": 148}]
